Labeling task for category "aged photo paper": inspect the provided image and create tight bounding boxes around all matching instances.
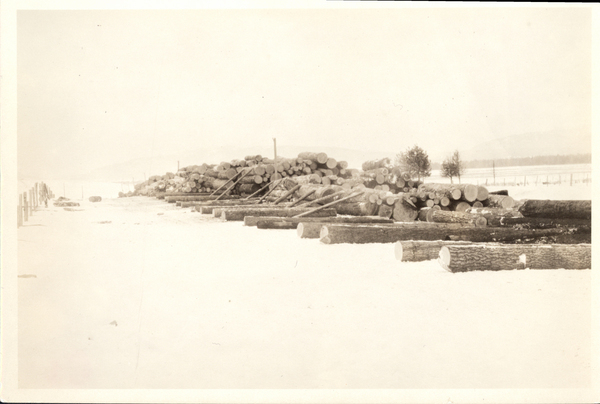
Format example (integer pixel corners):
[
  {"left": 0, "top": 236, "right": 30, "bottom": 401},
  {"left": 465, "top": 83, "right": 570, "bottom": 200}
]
[{"left": 2, "top": 1, "right": 599, "bottom": 403}]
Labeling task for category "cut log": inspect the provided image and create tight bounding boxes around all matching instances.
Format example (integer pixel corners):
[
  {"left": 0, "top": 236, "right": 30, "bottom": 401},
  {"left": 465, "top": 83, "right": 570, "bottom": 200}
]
[
  {"left": 448, "top": 201, "right": 471, "bottom": 212},
  {"left": 256, "top": 221, "right": 297, "bottom": 230},
  {"left": 491, "top": 217, "right": 591, "bottom": 231},
  {"left": 221, "top": 207, "right": 337, "bottom": 221},
  {"left": 238, "top": 183, "right": 261, "bottom": 195},
  {"left": 318, "top": 223, "right": 577, "bottom": 245},
  {"left": 165, "top": 195, "right": 241, "bottom": 203},
  {"left": 395, "top": 240, "right": 499, "bottom": 262},
  {"left": 182, "top": 199, "right": 259, "bottom": 208},
  {"left": 476, "top": 186, "right": 489, "bottom": 201},
  {"left": 465, "top": 207, "right": 523, "bottom": 226},
  {"left": 518, "top": 199, "right": 591, "bottom": 220},
  {"left": 334, "top": 201, "right": 378, "bottom": 216},
  {"left": 438, "top": 244, "right": 591, "bottom": 272},
  {"left": 431, "top": 210, "right": 488, "bottom": 227},
  {"left": 417, "top": 183, "right": 462, "bottom": 200},
  {"left": 489, "top": 190, "right": 509, "bottom": 196},
  {"left": 244, "top": 215, "right": 393, "bottom": 227},
  {"left": 417, "top": 207, "right": 435, "bottom": 222},
  {"left": 483, "top": 195, "right": 515, "bottom": 209},
  {"left": 298, "top": 152, "right": 328, "bottom": 165},
  {"left": 378, "top": 204, "right": 394, "bottom": 219},
  {"left": 392, "top": 198, "right": 418, "bottom": 222}
]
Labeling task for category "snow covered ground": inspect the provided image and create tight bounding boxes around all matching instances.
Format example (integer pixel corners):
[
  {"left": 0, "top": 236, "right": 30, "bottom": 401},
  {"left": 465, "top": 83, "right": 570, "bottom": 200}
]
[{"left": 13, "top": 177, "right": 595, "bottom": 397}]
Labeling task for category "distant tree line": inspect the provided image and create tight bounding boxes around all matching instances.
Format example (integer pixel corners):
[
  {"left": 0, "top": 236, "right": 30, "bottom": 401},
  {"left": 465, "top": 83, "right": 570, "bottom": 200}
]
[{"left": 431, "top": 153, "right": 591, "bottom": 170}]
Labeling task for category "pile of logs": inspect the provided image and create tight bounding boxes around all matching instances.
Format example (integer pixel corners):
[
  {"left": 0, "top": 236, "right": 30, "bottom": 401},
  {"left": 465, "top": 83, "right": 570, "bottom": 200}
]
[{"left": 133, "top": 151, "right": 356, "bottom": 197}]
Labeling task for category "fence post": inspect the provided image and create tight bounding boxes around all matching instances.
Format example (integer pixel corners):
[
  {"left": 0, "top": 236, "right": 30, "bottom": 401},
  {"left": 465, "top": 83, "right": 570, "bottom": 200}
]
[
  {"left": 35, "top": 183, "right": 39, "bottom": 207},
  {"left": 524, "top": 176, "right": 526, "bottom": 186},
  {"left": 559, "top": 175, "right": 561, "bottom": 185},
  {"left": 570, "top": 173, "right": 573, "bottom": 186},
  {"left": 546, "top": 175, "right": 549, "bottom": 186},
  {"left": 18, "top": 194, "right": 23, "bottom": 227},
  {"left": 23, "top": 192, "right": 29, "bottom": 222},
  {"left": 29, "top": 190, "right": 33, "bottom": 215}
]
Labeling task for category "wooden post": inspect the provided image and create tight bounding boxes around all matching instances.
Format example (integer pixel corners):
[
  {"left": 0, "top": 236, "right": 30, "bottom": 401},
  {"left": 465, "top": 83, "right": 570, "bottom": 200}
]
[
  {"left": 23, "top": 192, "right": 29, "bottom": 222},
  {"left": 492, "top": 161, "right": 495, "bottom": 185},
  {"left": 29, "top": 190, "right": 33, "bottom": 215},
  {"left": 35, "top": 183, "right": 38, "bottom": 207},
  {"left": 570, "top": 173, "right": 573, "bottom": 186},
  {"left": 273, "top": 138, "right": 277, "bottom": 161},
  {"left": 524, "top": 176, "right": 526, "bottom": 186},
  {"left": 546, "top": 175, "right": 549, "bottom": 186},
  {"left": 18, "top": 194, "right": 23, "bottom": 227},
  {"left": 559, "top": 175, "right": 561, "bottom": 185},
  {"left": 256, "top": 179, "right": 283, "bottom": 203}
]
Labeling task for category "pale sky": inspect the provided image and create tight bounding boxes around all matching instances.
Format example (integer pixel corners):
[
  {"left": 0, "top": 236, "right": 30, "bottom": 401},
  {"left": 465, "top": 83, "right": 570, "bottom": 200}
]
[{"left": 17, "top": 7, "right": 592, "bottom": 179}]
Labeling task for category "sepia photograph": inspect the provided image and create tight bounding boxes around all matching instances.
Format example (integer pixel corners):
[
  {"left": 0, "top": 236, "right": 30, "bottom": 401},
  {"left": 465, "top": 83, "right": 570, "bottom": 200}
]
[{"left": 2, "top": 1, "right": 598, "bottom": 403}]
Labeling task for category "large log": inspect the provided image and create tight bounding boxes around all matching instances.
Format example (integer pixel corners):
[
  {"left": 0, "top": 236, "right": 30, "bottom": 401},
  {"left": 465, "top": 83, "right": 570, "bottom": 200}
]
[
  {"left": 256, "top": 221, "right": 297, "bottom": 230},
  {"left": 438, "top": 244, "right": 592, "bottom": 272},
  {"left": 181, "top": 199, "right": 259, "bottom": 208},
  {"left": 431, "top": 210, "right": 488, "bottom": 227},
  {"left": 298, "top": 152, "right": 329, "bottom": 165},
  {"left": 392, "top": 198, "right": 418, "bottom": 222},
  {"left": 465, "top": 207, "right": 523, "bottom": 226},
  {"left": 220, "top": 207, "right": 337, "bottom": 221},
  {"left": 483, "top": 195, "right": 516, "bottom": 209},
  {"left": 518, "top": 199, "right": 591, "bottom": 220},
  {"left": 165, "top": 195, "right": 242, "bottom": 203},
  {"left": 493, "top": 217, "right": 591, "bottom": 231},
  {"left": 448, "top": 201, "right": 471, "bottom": 212},
  {"left": 318, "top": 223, "right": 578, "bottom": 245},
  {"left": 295, "top": 217, "right": 395, "bottom": 238},
  {"left": 395, "top": 240, "right": 499, "bottom": 262},
  {"left": 476, "top": 186, "right": 489, "bottom": 201},
  {"left": 334, "top": 201, "right": 378, "bottom": 216},
  {"left": 378, "top": 204, "right": 394, "bottom": 219},
  {"left": 244, "top": 215, "right": 393, "bottom": 227},
  {"left": 417, "top": 183, "right": 464, "bottom": 201}
]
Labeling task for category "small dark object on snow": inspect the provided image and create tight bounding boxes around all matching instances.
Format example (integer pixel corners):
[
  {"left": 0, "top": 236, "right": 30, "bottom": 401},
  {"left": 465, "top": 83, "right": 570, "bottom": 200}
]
[{"left": 89, "top": 196, "right": 102, "bottom": 202}]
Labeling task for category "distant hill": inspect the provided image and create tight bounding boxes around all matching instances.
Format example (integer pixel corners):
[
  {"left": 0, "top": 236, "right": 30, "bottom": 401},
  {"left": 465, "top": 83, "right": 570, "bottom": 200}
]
[{"left": 459, "top": 127, "right": 590, "bottom": 162}]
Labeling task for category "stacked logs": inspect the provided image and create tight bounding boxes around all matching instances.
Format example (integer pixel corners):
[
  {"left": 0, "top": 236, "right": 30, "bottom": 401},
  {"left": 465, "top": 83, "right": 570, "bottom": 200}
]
[{"left": 133, "top": 151, "right": 354, "bottom": 197}]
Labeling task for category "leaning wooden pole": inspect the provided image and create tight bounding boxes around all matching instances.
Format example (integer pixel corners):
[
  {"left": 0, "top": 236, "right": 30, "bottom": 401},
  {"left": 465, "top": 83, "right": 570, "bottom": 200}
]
[
  {"left": 244, "top": 180, "right": 275, "bottom": 200},
  {"left": 214, "top": 168, "right": 253, "bottom": 201},
  {"left": 255, "top": 179, "right": 283, "bottom": 204},
  {"left": 295, "top": 190, "right": 348, "bottom": 208},
  {"left": 292, "top": 191, "right": 364, "bottom": 218},
  {"left": 273, "top": 184, "right": 302, "bottom": 205},
  {"left": 209, "top": 169, "right": 244, "bottom": 197},
  {"left": 438, "top": 244, "right": 592, "bottom": 273},
  {"left": 288, "top": 188, "right": 316, "bottom": 207}
]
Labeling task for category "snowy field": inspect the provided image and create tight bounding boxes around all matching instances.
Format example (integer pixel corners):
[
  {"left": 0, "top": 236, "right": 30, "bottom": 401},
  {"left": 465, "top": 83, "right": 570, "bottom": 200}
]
[{"left": 14, "top": 175, "right": 594, "bottom": 394}]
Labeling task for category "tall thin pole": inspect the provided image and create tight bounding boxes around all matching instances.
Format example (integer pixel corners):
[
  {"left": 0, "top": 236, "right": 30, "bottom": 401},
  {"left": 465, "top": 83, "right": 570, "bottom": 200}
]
[
  {"left": 492, "top": 161, "right": 495, "bottom": 185},
  {"left": 273, "top": 138, "right": 277, "bottom": 161}
]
